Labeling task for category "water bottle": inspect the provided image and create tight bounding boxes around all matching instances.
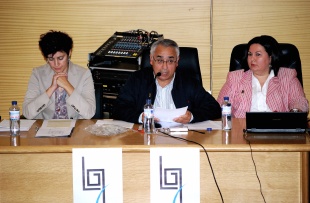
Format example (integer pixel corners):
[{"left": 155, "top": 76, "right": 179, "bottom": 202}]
[
  {"left": 143, "top": 99, "right": 155, "bottom": 134},
  {"left": 222, "top": 96, "right": 232, "bottom": 130},
  {"left": 9, "top": 101, "right": 20, "bottom": 146}
]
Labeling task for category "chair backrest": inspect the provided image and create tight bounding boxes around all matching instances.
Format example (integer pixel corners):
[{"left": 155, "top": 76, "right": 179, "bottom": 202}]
[
  {"left": 229, "top": 43, "right": 303, "bottom": 87},
  {"left": 140, "top": 47, "right": 202, "bottom": 86}
]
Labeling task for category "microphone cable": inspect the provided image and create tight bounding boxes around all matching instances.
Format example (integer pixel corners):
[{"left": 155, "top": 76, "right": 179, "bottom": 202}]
[
  {"left": 158, "top": 130, "right": 224, "bottom": 203},
  {"left": 148, "top": 72, "right": 161, "bottom": 99},
  {"left": 243, "top": 130, "right": 266, "bottom": 203}
]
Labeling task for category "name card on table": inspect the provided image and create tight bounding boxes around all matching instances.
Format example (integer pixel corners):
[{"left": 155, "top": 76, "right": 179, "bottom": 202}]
[
  {"left": 150, "top": 148, "right": 200, "bottom": 203},
  {"left": 72, "top": 148, "right": 123, "bottom": 203}
]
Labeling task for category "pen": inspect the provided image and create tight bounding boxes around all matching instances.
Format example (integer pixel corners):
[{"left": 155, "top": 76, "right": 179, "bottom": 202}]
[{"left": 190, "top": 130, "right": 205, "bottom": 134}]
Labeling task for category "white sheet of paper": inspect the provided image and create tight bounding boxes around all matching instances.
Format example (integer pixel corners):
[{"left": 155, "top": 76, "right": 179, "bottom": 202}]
[
  {"left": 157, "top": 121, "right": 183, "bottom": 128},
  {"left": 35, "top": 119, "right": 76, "bottom": 137},
  {"left": 154, "top": 106, "right": 188, "bottom": 122},
  {"left": 41, "top": 119, "right": 76, "bottom": 128},
  {"left": 185, "top": 120, "right": 222, "bottom": 130},
  {"left": 0, "top": 119, "right": 36, "bottom": 132},
  {"left": 96, "top": 119, "right": 134, "bottom": 129}
]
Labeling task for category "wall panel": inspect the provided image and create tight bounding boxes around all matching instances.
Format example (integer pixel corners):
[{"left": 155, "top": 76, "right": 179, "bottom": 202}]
[
  {"left": 0, "top": 0, "right": 211, "bottom": 119},
  {"left": 212, "top": 0, "right": 310, "bottom": 102},
  {"left": 1, "top": 0, "right": 310, "bottom": 119}
]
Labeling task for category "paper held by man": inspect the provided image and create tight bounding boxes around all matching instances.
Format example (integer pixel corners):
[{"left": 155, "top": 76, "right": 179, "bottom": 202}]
[
  {"left": 154, "top": 106, "right": 222, "bottom": 130},
  {"left": 154, "top": 106, "right": 187, "bottom": 128}
]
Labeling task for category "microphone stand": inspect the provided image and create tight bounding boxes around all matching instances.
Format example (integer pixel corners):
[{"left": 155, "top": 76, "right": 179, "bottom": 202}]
[
  {"left": 148, "top": 72, "right": 161, "bottom": 99},
  {"left": 148, "top": 72, "right": 161, "bottom": 128}
]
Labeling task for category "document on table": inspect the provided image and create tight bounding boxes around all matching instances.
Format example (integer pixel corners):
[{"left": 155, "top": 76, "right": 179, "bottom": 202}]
[
  {"left": 0, "top": 119, "right": 36, "bottom": 132},
  {"left": 154, "top": 106, "right": 188, "bottom": 128},
  {"left": 35, "top": 119, "right": 76, "bottom": 137},
  {"left": 185, "top": 120, "right": 222, "bottom": 130}
]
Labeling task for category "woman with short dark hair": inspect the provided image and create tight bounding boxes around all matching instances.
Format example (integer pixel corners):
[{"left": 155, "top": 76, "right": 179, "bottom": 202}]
[{"left": 23, "top": 30, "right": 96, "bottom": 119}]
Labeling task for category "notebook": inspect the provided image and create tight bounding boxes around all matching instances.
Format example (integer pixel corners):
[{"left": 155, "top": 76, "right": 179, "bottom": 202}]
[{"left": 246, "top": 112, "right": 308, "bottom": 133}]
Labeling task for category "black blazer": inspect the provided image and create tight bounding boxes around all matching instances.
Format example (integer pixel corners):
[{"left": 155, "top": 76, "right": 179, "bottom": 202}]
[{"left": 112, "top": 67, "right": 221, "bottom": 123}]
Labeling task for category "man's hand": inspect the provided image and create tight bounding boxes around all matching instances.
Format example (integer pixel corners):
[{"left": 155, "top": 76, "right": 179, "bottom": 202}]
[{"left": 173, "top": 110, "right": 192, "bottom": 124}]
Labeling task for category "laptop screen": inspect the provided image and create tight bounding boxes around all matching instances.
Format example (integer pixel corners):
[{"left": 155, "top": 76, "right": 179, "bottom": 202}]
[{"left": 246, "top": 112, "right": 308, "bottom": 133}]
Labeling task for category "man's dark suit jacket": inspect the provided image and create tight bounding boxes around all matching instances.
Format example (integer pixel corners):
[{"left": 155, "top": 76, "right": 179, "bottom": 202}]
[{"left": 112, "top": 66, "right": 221, "bottom": 123}]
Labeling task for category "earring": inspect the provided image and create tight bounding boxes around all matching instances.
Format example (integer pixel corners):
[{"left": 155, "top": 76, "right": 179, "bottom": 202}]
[{"left": 269, "top": 64, "right": 272, "bottom": 68}]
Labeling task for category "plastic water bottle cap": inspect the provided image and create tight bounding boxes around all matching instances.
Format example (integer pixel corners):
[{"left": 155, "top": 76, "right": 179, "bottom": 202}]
[{"left": 207, "top": 128, "right": 212, "bottom": 131}]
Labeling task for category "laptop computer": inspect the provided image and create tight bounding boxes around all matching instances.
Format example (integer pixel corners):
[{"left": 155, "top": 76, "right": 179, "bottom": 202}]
[{"left": 246, "top": 112, "right": 308, "bottom": 133}]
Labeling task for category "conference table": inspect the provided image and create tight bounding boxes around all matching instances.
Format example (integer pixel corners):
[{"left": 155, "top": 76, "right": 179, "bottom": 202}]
[{"left": 0, "top": 118, "right": 309, "bottom": 203}]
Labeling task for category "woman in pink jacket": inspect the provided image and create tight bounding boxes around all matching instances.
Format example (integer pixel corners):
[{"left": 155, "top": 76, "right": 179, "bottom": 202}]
[{"left": 217, "top": 35, "right": 308, "bottom": 118}]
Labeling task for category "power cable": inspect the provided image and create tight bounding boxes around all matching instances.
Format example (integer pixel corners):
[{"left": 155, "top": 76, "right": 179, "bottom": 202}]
[{"left": 243, "top": 130, "right": 267, "bottom": 203}]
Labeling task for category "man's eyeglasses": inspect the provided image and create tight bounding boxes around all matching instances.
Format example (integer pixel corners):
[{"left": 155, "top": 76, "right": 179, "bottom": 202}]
[{"left": 152, "top": 56, "right": 177, "bottom": 66}]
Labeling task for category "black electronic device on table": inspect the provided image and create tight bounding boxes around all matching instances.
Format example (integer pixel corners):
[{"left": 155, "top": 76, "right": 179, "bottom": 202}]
[
  {"left": 88, "top": 29, "right": 163, "bottom": 119},
  {"left": 246, "top": 112, "right": 307, "bottom": 133},
  {"left": 88, "top": 29, "right": 163, "bottom": 69}
]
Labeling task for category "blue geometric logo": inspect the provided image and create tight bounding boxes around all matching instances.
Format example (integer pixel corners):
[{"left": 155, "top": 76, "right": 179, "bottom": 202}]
[
  {"left": 81, "top": 157, "right": 106, "bottom": 203},
  {"left": 159, "top": 156, "right": 184, "bottom": 203}
]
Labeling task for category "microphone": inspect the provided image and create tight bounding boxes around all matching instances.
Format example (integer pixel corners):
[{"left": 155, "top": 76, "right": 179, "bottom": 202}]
[{"left": 148, "top": 72, "right": 161, "bottom": 99}]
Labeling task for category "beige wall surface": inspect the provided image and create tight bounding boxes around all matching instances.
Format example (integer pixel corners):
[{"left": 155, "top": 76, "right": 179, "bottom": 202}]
[
  {"left": 1, "top": 0, "right": 310, "bottom": 119},
  {"left": 0, "top": 0, "right": 211, "bottom": 119},
  {"left": 212, "top": 0, "right": 310, "bottom": 99}
]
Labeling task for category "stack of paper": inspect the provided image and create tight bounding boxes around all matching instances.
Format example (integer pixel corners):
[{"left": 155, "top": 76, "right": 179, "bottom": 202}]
[
  {"left": 185, "top": 120, "right": 222, "bottom": 130},
  {"left": 0, "top": 119, "right": 36, "bottom": 131},
  {"left": 35, "top": 119, "right": 76, "bottom": 137}
]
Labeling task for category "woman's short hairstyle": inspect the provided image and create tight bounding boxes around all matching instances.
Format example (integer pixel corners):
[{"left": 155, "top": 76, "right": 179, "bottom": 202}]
[
  {"left": 39, "top": 30, "right": 73, "bottom": 58},
  {"left": 246, "top": 35, "right": 281, "bottom": 76}
]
